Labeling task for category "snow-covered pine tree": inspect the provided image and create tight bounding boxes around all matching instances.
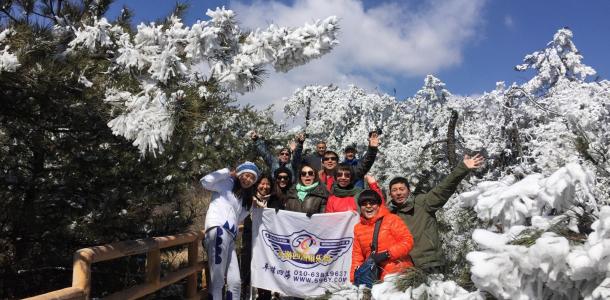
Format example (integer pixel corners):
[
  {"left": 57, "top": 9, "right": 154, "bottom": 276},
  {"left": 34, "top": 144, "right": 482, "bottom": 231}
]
[
  {"left": 515, "top": 27, "right": 596, "bottom": 95},
  {"left": 0, "top": 1, "right": 338, "bottom": 298}
]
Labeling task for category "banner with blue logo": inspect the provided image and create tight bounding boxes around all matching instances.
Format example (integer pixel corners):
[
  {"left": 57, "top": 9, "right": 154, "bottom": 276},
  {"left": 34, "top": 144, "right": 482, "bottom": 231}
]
[{"left": 250, "top": 208, "right": 359, "bottom": 297}]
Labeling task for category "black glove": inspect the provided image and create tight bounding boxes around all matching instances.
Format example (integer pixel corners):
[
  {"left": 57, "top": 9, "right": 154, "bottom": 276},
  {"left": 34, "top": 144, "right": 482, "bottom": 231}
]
[
  {"left": 372, "top": 251, "right": 390, "bottom": 264},
  {"left": 306, "top": 212, "right": 314, "bottom": 218}
]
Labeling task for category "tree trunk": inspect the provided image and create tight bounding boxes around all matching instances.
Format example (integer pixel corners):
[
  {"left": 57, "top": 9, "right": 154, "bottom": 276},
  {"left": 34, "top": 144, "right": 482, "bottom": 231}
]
[{"left": 447, "top": 109, "right": 458, "bottom": 167}]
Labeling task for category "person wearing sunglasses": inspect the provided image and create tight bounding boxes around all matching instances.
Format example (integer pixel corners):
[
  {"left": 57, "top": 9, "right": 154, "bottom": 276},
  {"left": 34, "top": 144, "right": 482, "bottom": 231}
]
[
  {"left": 200, "top": 161, "right": 260, "bottom": 300},
  {"left": 250, "top": 131, "right": 304, "bottom": 183},
  {"left": 284, "top": 163, "right": 329, "bottom": 216},
  {"left": 319, "top": 132, "right": 381, "bottom": 191},
  {"left": 350, "top": 190, "right": 414, "bottom": 285},
  {"left": 325, "top": 165, "right": 384, "bottom": 213},
  {"left": 266, "top": 166, "right": 293, "bottom": 211}
]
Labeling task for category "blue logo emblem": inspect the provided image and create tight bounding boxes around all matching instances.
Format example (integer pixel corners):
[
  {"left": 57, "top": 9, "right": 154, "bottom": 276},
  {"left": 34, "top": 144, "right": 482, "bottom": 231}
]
[{"left": 262, "top": 230, "right": 353, "bottom": 269}]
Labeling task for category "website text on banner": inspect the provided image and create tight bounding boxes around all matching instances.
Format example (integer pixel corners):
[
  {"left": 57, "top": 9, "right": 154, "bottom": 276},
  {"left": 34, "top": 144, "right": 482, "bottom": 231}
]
[{"left": 250, "top": 209, "right": 359, "bottom": 298}]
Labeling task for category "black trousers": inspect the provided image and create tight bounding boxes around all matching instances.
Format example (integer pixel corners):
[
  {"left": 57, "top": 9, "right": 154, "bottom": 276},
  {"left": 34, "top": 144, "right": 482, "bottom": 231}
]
[{"left": 240, "top": 216, "right": 273, "bottom": 300}]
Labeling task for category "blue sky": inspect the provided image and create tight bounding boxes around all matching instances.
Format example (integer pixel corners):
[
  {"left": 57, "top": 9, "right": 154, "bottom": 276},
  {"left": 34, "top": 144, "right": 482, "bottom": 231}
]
[{"left": 105, "top": 0, "right": 610, "bottom": 113}]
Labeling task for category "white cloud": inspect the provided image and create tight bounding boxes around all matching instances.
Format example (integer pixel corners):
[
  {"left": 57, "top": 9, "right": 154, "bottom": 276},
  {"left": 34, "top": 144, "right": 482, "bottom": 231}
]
[{"left": 231, "top": 0, "right": 487, "bottom": 118}]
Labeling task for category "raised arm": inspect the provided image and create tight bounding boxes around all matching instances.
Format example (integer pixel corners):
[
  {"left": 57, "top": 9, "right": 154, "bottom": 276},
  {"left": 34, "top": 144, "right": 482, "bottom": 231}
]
[
  {"left": 200, "top": 168, "right": 234, "bottom": 192},
  {"left": 424, "top": 154, "right": 485, "bottom": 212},
  {"left": 251, "top": 131, "right": 277, "bottom": 169},
  {"left": 352, "top": 132, "right": 379, "bottom": 179},
  {"left": 290, "top": 133, "right": 305, "bottom": 176}
]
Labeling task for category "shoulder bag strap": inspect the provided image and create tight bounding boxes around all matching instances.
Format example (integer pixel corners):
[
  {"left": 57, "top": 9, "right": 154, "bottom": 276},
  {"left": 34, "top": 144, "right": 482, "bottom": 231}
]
[{"left": 370, "top": 217, "right": 383, "bottom": 253}]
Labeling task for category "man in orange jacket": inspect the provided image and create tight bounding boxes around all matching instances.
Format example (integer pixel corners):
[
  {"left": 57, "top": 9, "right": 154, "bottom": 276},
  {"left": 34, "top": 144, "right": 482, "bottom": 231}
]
[{"left": 350, "top": 190, "right": 414, "bottom": 283}]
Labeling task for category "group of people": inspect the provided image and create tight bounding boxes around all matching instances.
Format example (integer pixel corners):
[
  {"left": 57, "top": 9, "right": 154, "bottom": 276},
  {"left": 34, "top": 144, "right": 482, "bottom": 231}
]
[{"left": 200, "top": 130, "right": 485, "bottom": 300}]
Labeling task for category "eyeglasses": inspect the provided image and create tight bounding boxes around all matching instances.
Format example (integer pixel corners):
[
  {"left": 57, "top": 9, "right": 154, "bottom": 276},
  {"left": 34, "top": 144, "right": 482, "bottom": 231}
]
[
  {"left": 323, "top": 156, "right": 338, "bottom": 162},
  {"left": 279, "top": 152, "right": 290, "bottom": 156},
  {"left": 277, "top": 175, "right": 290, "bottom": 181},
  {"left": 300, "top": 170, "right": 315, "bottom": 177},
  {"left": 337, "top": 171, "right": 351, "bottom": 178}
]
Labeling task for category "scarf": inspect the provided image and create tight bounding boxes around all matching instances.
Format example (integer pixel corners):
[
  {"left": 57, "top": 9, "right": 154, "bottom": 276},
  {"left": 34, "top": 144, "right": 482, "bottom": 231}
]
[
  {"left": 330, "top": 182, "right": 363, "bottom": 197},
  {"left": 254, "top": 192, "right": 270, "bottom": 208},
  {"left": 296, "top": 182, "right": 319, "bottom": 201}
]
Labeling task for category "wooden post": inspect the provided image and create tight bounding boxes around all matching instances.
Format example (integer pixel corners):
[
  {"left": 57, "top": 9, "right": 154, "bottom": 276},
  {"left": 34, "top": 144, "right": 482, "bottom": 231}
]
[
  {"left": 186, "top": 240, "right": 199, "bottom": 299},
  {"left": 145, "top": 247, "right": 161, "bottom": 286},
  {"left": 72, "top": 249, "right": 93, "bottom": 299}
]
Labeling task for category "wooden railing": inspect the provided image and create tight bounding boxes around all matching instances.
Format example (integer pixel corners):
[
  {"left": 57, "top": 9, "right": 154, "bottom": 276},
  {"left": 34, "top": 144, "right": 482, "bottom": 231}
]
[{"left": 24, "top": 230, "right": 207, "bottom": 300}]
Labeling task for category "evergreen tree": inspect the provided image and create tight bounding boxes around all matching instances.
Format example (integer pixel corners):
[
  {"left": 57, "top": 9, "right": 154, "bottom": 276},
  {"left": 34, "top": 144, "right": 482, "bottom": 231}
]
[
  {"left": 0, "top": 1, "right": 337, "bottom": 297},
  {"left": 515, "top": 27, "right": 596, "bottom": 95}
]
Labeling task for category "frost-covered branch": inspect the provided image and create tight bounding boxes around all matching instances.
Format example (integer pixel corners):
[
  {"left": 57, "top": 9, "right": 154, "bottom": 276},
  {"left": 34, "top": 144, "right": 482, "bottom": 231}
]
[
  {"left": 459, "top": 163, "right": 597, "bottom": 228},
  {"left": 64, "top": 7, "right": 338, "bottom": 154}
]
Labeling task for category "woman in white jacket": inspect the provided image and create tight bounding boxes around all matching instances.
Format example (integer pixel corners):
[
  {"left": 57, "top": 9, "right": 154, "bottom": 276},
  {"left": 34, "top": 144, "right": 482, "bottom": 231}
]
[{"left": 200, "top": 161, "right": 259, "bottom": 300}]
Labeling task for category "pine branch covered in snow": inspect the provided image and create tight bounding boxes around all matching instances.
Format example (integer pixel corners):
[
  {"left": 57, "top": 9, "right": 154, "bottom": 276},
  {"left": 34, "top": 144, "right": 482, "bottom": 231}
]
[
  {"left": 64, "top": 8, "right": 338, "bottom": 154},
  {"left": 466, "top": 203, "right": 610, "bottom": 299},
  {"left": 460, "top": 163, "right": 597, "bottom": 228}
]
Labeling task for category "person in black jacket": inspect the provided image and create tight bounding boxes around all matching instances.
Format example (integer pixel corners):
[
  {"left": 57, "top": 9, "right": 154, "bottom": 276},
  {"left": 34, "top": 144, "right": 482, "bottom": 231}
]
[
  {"left": 267, "top": 166, "right": 293, "bottom": 210},
  {"left": 303, "top": 140, "right": 327, "bottom": 171},
  {"left": 284, "top": 163, "right": 329, "bottom": 215},
  {"left": 250, "top": 132, "right": 304, "bottom": 183},
  {"left": 241, "top": 174, "right": 273, "bottom": 299}
]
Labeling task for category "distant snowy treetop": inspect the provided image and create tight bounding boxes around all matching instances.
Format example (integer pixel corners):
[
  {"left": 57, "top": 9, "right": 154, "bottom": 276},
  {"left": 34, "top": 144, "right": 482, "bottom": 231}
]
[
  {"left": 415, "top": 74, "right": 452, "bottom": 105},
  {"left": 515, "top": 27, "right": 596, "bottom": 95},
  {"left": 63, "top": 7, "right": 339, "bottom": 155}
]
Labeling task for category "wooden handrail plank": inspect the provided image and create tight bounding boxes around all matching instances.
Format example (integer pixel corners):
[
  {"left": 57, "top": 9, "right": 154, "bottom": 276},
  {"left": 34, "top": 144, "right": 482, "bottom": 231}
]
[
  {"left": 154, "top": 231, "right": 203, "bottom": 249},
  {"left": 24, "top": 287, "right": 85, "bottom": 300},
  {"left": 104, "top": 261, "right": 205, "bottom": 300},
  {"left": 78, "top": 231, "right": 203, "bottom": 263},
  {"left": 87, "top": 239, "right": 158, "bottom": 263}
]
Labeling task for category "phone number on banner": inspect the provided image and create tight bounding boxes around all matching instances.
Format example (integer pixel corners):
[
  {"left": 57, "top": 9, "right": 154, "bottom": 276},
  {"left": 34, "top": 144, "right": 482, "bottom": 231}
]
[{"left": 292, "top": 270, "right": 348, "bottom": 283}]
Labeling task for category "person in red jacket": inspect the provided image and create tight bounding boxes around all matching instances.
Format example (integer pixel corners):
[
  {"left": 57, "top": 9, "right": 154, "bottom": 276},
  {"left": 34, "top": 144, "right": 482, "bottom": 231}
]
[
  {"left": 319, "top": 132, "right": 380, "bottom": 191},
  {"left": 350, "top": 190, "right": 414, "bottom": 283},
  {"left": 325, "top": 165, "right": 384, "bottom": 213}
]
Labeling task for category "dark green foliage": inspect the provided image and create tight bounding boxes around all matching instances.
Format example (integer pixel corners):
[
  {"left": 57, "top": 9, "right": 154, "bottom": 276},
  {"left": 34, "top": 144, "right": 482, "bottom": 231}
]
[{"left": 394, "top": 267, "right": 428, "bottom": 291}]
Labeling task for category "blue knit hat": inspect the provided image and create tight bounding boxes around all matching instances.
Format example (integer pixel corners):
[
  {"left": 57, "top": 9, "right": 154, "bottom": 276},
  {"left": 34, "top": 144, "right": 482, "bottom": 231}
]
[{"left": 236, "top": 161, "right": 260, "bottom": 181}]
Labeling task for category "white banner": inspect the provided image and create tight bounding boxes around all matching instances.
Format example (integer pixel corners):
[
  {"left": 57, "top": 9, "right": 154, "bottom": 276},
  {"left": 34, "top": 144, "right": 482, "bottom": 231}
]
[{"left": 250, "top": 208, "right": 359, "bottom": 298}]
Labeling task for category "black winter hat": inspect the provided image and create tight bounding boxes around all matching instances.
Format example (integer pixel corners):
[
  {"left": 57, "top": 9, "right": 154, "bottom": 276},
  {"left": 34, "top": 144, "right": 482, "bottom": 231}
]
[
  {"left": 273, "top": 166, "right": 293, "bottom": 182},
  {"left": 344, "top": 145, "right": 357, "bottom": 153},
  {"left": 357, "top": 190, "right": 382, "bottom": 206}
]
